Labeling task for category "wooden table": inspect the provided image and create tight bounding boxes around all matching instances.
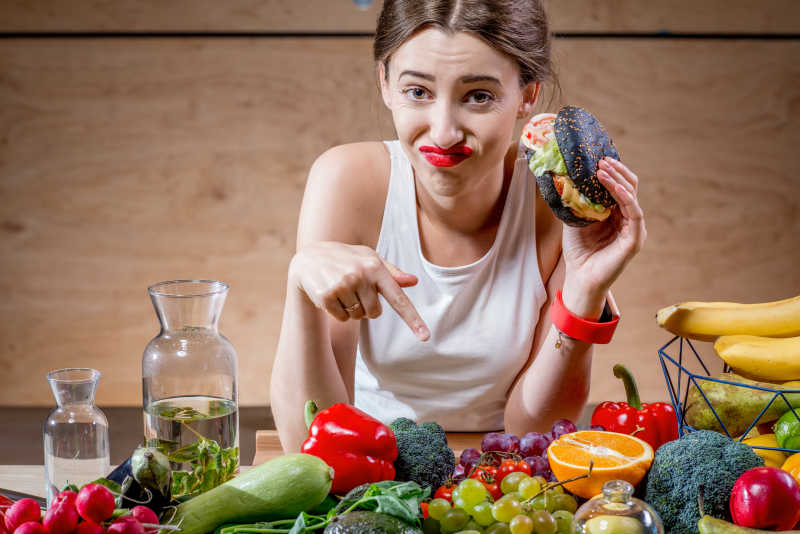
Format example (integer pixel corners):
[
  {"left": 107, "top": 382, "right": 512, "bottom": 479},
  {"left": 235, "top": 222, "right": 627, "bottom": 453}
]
[
  {"left": 0, "top": 431, "right": 481, "bottom": 499},
  {"left": 0, "top": 465, "right": 259, "bottom": 501},
  {"left": 253, "top": 429, "right": 483, "bottom": 464},
  {"left": 0, "top": 466, "right": 46, "bottom": 498}
]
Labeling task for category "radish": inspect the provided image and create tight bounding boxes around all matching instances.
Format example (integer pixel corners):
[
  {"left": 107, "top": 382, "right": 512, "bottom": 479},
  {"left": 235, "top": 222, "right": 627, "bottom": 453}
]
[
  {"left": 4, "top": 499, "right": 41, "bottom": 532},
  {"left": 12, "top": 523, "right": 47, "bottom": 534},
  {"left": 76, "top": 484, "right": 115, "bottom": 523},
  {"left": 129, "top": 508, "right": 158, "bottom": 534},
  {"left": 75, "top": 522, "right": 105, "bottom": 534},
  {"left": 53, "top": 492, "right": 77, "bottom": 509},
  {"left": 43, "top": 496, "right": 79, "bottom": 534},
  {"left": 107, "top": 518, "right": 144, "bottom": 534}
]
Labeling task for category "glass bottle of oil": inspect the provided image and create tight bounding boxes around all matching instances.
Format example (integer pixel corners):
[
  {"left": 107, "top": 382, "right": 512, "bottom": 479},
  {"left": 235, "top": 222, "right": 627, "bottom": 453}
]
[
  {"left": 142, "top": 280, "right": 238, "bottom": 497},
  {"left": 573, "top": 480, "right": 664, "bottom": 534}
]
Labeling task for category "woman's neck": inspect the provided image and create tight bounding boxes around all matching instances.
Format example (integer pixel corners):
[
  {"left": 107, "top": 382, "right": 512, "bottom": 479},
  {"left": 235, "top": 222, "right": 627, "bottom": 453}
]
[{"left": 414, "top": 144, "right": 518, "bottom": 266}]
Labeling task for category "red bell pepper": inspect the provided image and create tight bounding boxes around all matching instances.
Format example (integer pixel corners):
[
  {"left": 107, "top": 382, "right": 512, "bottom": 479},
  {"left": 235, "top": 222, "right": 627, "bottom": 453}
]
[
  {"left": 300, "top": 400, "right": 398, "bottom": 494},
  {"left": 591, "top": 364, "right": 679, "bottom": 451}
]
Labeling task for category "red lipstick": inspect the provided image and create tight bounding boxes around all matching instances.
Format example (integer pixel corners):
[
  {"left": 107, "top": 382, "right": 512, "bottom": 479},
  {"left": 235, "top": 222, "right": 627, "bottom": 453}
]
[{"left": 419, "top": 145, "right": 473, "bottom": 167}]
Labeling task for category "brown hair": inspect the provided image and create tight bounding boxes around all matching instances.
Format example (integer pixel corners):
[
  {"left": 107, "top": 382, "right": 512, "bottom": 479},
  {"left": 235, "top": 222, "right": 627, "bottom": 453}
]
[{"left": 374, "top": 0, "right": 554, "bottom": 87}]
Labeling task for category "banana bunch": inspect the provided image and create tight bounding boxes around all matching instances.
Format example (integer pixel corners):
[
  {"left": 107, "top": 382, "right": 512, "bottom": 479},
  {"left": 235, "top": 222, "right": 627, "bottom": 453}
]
[
  {"left": 656, "top": 294, "right": 800, "bottom": 342},
  {"left": 657, "top": 294, "right": 800, "bottom": 381},
  {"left": 714, "top": 334, "right": 800, "bottom": 382}
]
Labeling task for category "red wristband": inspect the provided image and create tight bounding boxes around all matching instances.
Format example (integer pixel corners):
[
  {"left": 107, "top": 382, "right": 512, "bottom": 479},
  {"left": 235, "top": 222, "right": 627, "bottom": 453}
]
[{"left": 550, "top": 289, "right": 619, "bottom": 344}]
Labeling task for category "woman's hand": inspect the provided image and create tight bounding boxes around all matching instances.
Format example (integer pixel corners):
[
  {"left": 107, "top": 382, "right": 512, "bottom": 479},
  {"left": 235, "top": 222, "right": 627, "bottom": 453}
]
[
  {"left": 289, "top": 241, "right": 430, "bottom": 341},
  {"left": 561, "top": 157, "right": 646, "bottom": 303}
]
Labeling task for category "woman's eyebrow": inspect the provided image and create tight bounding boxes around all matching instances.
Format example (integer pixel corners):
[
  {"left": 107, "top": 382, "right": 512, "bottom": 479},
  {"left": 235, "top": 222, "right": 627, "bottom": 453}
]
[
  {"left": 398, "top": 70, "right": 434, "bottom": 81},
  {"left": 460, "top": 74, "right": 502, "bottom": 86},
  {"left": 397, "top": 71, "right": 502, "bottom": 86}
]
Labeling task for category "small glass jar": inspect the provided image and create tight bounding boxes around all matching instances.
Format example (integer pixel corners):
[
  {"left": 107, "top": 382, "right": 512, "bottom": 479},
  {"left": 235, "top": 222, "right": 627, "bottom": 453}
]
[
  {"left": 572, "top": 480, "right": 664, "bottom": 534},
  {"left": 142, "top": 280, "right": 239, "bottom": 495},
  {"left": 43, "top": 368, "right": 110, "bottom": 507}
]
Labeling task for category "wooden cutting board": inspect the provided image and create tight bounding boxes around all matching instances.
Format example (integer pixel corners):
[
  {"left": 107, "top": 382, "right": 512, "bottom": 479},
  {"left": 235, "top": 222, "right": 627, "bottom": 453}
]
[{"left": 254, "top": 430, "right": 484, "bottom": 465}]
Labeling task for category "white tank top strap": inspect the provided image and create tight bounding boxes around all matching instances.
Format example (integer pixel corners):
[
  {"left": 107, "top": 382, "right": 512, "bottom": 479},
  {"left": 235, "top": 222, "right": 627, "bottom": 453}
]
[{"left": 378, "top": 141, "right": 417, "bottom": 257}]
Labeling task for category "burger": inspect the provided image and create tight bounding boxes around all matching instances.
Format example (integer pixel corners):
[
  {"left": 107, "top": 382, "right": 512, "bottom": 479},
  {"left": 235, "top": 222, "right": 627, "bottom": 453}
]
[{"left": 521, "top": 105, "right": 619, "bottom": 227}]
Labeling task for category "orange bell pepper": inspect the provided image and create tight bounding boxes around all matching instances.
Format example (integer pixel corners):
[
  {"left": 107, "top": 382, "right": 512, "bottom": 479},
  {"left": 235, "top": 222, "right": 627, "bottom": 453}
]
[{"left": 782, "top": 452, "right": 800, "bottom": 487}]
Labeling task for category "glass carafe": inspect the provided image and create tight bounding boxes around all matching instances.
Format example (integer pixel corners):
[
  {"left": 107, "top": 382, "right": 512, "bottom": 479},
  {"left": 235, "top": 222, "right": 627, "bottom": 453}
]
[
  {"left": 43, "top": 368, "right": 110, "bottom": 506},
  {"left": 142, "top": 280, "right": 239, "bottom": 492},
  {"left": 572, "top": 480, "right": 664, "bottom": 534}
]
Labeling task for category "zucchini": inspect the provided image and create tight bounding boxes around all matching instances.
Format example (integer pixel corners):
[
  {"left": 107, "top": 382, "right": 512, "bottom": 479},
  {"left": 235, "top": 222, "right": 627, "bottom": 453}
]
[{"left": 164, "top": 453, "right": 333, "bottom": 534}]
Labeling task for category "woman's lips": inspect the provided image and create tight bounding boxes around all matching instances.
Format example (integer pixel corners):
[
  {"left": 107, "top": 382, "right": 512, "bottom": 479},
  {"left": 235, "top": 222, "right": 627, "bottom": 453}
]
[{"left": 419, "top": 145, "right": 473, "bottom": 167}]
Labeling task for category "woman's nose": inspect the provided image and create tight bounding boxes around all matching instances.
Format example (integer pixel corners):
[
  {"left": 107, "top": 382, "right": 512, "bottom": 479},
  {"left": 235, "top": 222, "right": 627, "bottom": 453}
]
[{"left": 428, "top": 101, "right": 463, "bottom": 148}]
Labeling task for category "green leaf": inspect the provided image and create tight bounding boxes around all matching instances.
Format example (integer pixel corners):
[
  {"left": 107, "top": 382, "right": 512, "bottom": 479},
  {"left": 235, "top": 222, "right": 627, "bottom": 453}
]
[
  {"left": 336, "top": 481, "right": 427, "bottom": 526},
  {"left": 168, "top": 442, "right": 202, "bottom": 463},
  {"left": 286, "top": 513, "right": 309, "bottom": 534},
  {"left": 203, "top": 439, "right": 222, "bottom": 455},
  {"left": 372, "top": 495, "right": 419, "bottom": 524},
  {"left": 160, "top": 406, "right": 208, "bottom": 421},
  {"left": 146, "top": 438, "right": 179, "bottom": 456},
  {"left": 171, "top": 471, "right": 194, "bottom": 499},
  {"left": 373, "top": 480, "right": 429, "bottom": 500}
]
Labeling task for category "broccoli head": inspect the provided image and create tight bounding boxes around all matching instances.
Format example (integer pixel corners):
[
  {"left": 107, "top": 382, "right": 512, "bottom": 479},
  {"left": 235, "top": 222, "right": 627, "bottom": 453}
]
[
  {"left": 643, "top": 430, "right": 763, "bottom": 534},
  {"left": 389, "top": 418, "right": 455, "bottom": 490}
]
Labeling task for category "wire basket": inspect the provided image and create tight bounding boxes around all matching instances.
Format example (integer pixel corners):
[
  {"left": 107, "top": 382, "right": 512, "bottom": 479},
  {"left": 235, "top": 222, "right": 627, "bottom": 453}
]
[{"left": 658, "top": 335, "right": 800, "bottom": 457}]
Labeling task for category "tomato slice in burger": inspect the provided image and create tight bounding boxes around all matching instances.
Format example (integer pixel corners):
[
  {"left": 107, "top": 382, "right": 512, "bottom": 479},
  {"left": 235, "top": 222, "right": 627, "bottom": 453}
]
[
  {"left": 522, "top": 113, "right": 556, "bottom": 150},
  {"left": 552, "top": 174, "right": 565, "bottom": 196}
]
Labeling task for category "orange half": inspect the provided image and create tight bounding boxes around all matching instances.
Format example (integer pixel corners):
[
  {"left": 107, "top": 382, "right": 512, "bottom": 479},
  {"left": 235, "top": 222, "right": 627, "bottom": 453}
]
[{"left": 547, "top": 430, "right": 654, "bottom": 498}]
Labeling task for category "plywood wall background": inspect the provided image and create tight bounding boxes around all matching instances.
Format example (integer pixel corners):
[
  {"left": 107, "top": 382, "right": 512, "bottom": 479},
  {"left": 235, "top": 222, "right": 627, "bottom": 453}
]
[{"left": 1, "top": 1, "right": 799, "bottom": 409}]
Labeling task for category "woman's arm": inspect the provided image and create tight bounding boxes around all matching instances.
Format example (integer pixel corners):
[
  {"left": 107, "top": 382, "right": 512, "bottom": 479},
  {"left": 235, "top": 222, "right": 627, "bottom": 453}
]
[
  {"left": 270, "top": 143, "right": 384, "bottom": 452},
  {"left": 505, "top": 157, "right": 645, "bottom": 433},
  {"left": 270, "top": 142, "right": 429, "bottom": 452},
  {"left": 504, "top": 256, "right": 602, "bottom": 433}
]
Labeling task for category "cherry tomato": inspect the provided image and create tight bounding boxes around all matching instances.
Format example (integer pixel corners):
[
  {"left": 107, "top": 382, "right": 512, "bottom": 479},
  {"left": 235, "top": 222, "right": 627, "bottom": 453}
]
[
  {"left": 470, "top": 465, "right": 503, "bottom": 501},
  {"left": 433, "top": 482, "right": 456, "bottom": 503},
  {"left": 419, "top": 501, "right": 429, "bottom": 519},
  {"left": 470, "top": 464, "right": 497, "bottom": 480},
  {"left": 476, "top": 475, "right": 503, "bottom": 501},
  {"left": 497, "top": 458, "right": 532, "bottom": 483}
]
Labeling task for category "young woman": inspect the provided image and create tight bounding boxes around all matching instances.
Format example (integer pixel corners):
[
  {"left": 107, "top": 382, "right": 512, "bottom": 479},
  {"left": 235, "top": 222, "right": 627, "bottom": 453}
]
[{"left": 270, "top": 0, "right": 645, "bottom": 451}]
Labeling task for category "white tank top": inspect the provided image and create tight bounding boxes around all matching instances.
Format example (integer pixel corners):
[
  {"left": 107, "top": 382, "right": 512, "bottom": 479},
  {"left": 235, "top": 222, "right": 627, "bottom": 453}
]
[{"left": 353, "top": 140, "right": 548, "bottom": 431}]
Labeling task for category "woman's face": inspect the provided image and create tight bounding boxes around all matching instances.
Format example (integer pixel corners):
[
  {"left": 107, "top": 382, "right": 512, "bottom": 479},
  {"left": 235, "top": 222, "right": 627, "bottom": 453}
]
[{"left": 380, "top": 28, "right": 538, "bottom": 198}]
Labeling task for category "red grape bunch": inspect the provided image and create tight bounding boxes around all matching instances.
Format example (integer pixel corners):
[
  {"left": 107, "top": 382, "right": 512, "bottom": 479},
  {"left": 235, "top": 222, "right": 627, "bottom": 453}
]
[{"left": 427, "top": 418, "right": 593, "bottom": 534}]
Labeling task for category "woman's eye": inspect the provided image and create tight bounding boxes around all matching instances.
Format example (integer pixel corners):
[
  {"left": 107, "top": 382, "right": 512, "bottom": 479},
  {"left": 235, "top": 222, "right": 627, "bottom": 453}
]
[
  {"left": 404, "top": 87, "right": 429, "bottom": 101},
  {"left": 467, "top": 91, "right": 494, "bottom": 104}
]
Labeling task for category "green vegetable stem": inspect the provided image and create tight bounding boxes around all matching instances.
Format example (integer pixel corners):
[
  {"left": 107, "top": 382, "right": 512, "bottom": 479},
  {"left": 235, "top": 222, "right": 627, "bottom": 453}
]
[{"left": 210, "top": 480, "right": 429, "bottom": 534}]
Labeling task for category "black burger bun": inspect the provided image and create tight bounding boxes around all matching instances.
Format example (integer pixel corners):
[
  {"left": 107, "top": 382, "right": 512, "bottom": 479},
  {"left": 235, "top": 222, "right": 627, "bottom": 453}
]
[
  {"left": 553, "top": 105, "right": 620, "bottom": 208},
  {"left": 535, "top": 172, "right": 594, "bottom": 227}
]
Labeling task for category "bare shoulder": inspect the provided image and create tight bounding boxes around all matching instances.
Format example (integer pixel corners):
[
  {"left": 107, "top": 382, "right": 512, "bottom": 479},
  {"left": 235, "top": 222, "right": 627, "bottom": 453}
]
[{"left": 297, "top": 141, "right": 390, "bottom": 249}]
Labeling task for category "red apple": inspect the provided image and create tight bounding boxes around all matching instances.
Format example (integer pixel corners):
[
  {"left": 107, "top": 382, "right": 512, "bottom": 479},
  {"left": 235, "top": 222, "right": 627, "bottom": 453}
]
[{"left": 730, "top": 466, "right": 800, "bottom": 530}]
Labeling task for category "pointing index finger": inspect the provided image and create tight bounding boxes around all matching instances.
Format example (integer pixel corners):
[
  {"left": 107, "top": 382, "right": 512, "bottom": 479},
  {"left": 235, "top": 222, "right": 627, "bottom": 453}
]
[{"left": 375, "top": 270, "right": 430, "bottom": 341}]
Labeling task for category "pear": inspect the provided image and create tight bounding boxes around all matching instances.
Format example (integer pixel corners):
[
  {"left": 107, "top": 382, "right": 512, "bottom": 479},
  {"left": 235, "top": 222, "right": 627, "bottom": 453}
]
[
  {"left": 684, "top": 372, "right": 800, "bottom": 437},
  {"left": 698, "top": 515, "right": 800, "bottom": 533}
]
